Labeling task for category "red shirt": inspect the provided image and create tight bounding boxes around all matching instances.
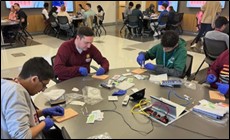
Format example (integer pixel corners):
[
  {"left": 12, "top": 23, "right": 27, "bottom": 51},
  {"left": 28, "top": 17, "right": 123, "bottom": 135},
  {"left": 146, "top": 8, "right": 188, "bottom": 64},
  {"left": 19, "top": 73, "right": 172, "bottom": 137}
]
[
  {"left": 207, "top": 50, "right": 229, "bottom": 91},
  {"left": 54, "top": 38, "right": 109, "bottom": 81}
]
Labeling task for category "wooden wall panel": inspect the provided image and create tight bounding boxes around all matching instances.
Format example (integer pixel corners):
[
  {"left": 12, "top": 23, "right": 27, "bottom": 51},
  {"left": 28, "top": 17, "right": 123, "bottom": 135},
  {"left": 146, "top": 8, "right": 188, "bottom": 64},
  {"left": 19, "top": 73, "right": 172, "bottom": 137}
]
[
  {"left": 182, "top": 14, "right": 197, "bottom": 32},
  {"left": 27, "top": 15, "right": 46, "bottom": 33}
]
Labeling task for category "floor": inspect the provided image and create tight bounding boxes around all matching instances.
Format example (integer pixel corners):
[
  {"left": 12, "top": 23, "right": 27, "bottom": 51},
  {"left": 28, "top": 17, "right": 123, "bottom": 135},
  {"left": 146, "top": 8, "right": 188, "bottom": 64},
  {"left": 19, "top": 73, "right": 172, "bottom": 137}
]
[{"left": 1, "top": 24, "right": 208, "bottom": 87}]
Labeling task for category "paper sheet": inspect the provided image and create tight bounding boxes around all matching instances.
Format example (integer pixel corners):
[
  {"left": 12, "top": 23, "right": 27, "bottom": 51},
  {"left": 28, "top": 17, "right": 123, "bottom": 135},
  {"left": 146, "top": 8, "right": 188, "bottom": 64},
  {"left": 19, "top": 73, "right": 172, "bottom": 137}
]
[
  {"left": 131, "top": 68, "right": 147, "bottom": 74},
  {"left": 53, "top": 108, "right": 78, "bottom": 123},
  {"left": 149, "top": 74, "right": 168, "bottom": 82},
  {"left": 115, "top": 81, "right": 135, "bottom": 90},
  {"left": 209, "top": 90, "right": 226, "bottom": 101},
  {"left": 43, "top": 89, "right": 65, "bottom": 100},
  {"left": 92, "top": 74, "right": 109, "bottom": 80}
]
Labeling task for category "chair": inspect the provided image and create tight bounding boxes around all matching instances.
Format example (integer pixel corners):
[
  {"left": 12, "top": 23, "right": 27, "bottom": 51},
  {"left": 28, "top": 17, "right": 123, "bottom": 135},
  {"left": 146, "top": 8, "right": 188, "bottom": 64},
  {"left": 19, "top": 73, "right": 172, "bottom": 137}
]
[
  {"left": 120, "top": 12, "right": 127, "bottom": 33},
  {"left": 98, "top": 12, "right": 106, "bottom": 35},
  {"left": 170, "top": 13, "right": 184, "bottom": 34},
  {"left": 61, "top": 127, "right": 71, "bottom": 139},
  {"left": 51, "top": 55, "right": 60, "bottom": 83},
  {"left": 193, "top": 37, "right": 228, "bottom": 79},
  {"left": 126, "top": 15, "right": 139, "bottom": 36},
  {"left": 42, "top": 13, "right": 51, "bottom": 34},
  {"left": 48, "top": 15, "right": 59, "bottom": 37},
  {"left": 152, "top": 14, "right": 168, "bottom": 37},
  {"left": 182, "top": 54, "right": 193, "bottom": 79},
  {"left": 57, "top": 16, "right": 74, "bottom": 38},
  {"left": 51, "top": 55, "right": 98, "bottom": 83}
]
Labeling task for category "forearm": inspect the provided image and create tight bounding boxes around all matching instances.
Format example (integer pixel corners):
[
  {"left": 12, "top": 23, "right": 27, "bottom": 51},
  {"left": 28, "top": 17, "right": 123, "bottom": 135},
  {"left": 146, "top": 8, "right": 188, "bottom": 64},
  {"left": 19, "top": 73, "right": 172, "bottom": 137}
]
[
  {"left": 30, "top": 121, "right": 46, "bottom": 138},
  {"left": 154, "top": 65, "right": 183, "bottom": 77}
]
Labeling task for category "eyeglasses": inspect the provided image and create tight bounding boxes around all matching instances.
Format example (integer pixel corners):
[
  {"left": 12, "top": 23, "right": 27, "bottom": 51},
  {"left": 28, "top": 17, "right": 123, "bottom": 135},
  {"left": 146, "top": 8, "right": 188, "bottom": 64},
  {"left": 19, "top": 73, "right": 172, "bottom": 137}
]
[{"left": 39, "top": 79, "right": 47, "bottom": 90}]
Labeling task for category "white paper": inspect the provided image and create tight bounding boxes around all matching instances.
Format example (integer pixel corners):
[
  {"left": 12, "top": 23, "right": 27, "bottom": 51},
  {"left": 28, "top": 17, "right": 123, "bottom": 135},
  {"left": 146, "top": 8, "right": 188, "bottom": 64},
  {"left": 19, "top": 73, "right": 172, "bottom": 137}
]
[
  {"left": 43, "top": 89, "right": 65, "bottom": 100},
  {"left": 70, "top": 101, "right": 85, "bottom": 106},
  {"left": 115, "top": 81, "right": 135, "bottom": 90},
  {"left": 149, "top": 74, "right": 168, "bottom": 82},
  {"left": 72, "top": 87, "right": 79, "bottom": 92}
]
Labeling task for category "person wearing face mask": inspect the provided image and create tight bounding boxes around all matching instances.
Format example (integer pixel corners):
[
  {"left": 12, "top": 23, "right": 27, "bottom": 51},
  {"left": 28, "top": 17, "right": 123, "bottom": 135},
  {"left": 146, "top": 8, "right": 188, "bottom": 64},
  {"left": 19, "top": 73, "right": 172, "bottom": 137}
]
[
  {"left": 54, "top": 26, "right": 109, "bottom": 81},
  {"left": 136, "top": 30, "right": 187, "bottom": 78}
]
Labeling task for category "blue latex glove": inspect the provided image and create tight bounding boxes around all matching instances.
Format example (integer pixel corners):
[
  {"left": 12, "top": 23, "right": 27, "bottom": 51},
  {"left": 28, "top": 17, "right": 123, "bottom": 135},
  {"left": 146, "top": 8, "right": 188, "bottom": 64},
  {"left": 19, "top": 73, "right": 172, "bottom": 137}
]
[
  {"left": 42, "top": 106, "right": 64, "bottom": 116},
  {"left": 136, "top": 53, "right": 145, "bottom": 66},
  {"left": 79, "top": 67, "right": 88, "bottom": 76},
  {"left": 96, "top": 67, "right": 105, "bottom": 76},
  {"left": 206, "top": 74, "right": 217, "bottom": 84},
  {"left": 144, "top": 63, "right": 155, "bottom": 71},
  {"left": 112, "top": 90, "right": 127, "bottom": 96},
  {"left": 43, "top": 117, "right": 54, "bottom": 131},
  {"left": 216, "top": 82, "right": 229, "bottom": 95}
]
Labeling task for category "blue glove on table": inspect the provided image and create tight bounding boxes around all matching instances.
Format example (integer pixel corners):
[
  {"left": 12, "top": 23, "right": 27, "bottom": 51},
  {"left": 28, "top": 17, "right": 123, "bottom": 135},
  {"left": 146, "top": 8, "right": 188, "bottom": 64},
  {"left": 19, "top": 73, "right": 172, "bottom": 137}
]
[
  {"left": 112, "top": 90, "right": 127, "bottom": 96},
  {"left": 42, "top": 106, "right": 64, "bottom": 116},
  {"left": 43, "top": 117, "right": 54, "bottom": 131},
  {"left": 216, "top": 82, "right": 229, "bottom": 95},
  {"left": 96, "top": 67, "right": 105, "bottom": 75},
  {"left": 136, "top": 53, "right": 145, "bottom": 66},
  {"left": 144, "top": 63, "right": 155, "bottom": 71},
  {"left": 206, "top": 74, "right": 217, "bottom": 84},
  {"left": 79, "top": 67, "right": 88, "bottom": 76}
]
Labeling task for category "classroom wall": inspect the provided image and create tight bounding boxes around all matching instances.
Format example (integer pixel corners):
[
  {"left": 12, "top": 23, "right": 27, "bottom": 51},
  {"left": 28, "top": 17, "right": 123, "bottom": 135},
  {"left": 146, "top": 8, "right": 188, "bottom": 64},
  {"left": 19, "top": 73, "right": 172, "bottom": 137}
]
[{"left": 1, "top": 1, "right": 229, "bottom": 33}]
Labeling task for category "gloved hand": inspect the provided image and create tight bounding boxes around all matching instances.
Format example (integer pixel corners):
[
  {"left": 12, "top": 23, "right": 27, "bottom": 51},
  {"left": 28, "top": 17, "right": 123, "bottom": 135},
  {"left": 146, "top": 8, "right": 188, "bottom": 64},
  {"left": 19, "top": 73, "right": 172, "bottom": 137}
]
[
  {"left": 43, "top": 117, "right": 54, "bottom": 131},
  {"left": 206, "top": 74, "right": 217, "bottom": 84},
  {"left": 136, "top": 53, "right": 145, "bottom": 66},
  {"left": 112, "top": 90, "right": 127, "bottom": 96},
  {"left": 42, "top": 106, "right": 64, "bottom": 116},
  {"left": 216, "top": 82, "right": 229, "bottom": 95},
  {"left": 79, "top": 67, "right": 88, "bottom": 76},
  {"left": 144, "top": 63, "right": 155, "bottom": 71},
  {"left": 96, "top": 67, "right": 105, "bottom": 76}
]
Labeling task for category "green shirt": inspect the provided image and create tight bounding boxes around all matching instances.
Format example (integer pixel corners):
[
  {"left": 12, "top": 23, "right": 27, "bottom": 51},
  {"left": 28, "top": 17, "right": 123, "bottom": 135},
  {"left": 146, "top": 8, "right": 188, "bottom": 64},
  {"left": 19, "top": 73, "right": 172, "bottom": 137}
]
[{"left": 145, "top": 38, "right": 187, "bottom": 77}]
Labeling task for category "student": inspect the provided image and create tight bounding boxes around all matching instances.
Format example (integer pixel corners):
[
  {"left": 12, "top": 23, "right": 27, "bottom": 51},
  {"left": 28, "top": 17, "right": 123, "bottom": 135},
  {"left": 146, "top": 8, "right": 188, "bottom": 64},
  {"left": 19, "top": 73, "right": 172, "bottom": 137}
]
[
  {"left": 129, "top": 4, "right": 143, "bottom": 35},
  {"left": 136, "top": 30, "right": 187, "bottom": 77},
  {"left": 145, "top": 4, "right": 155, "bottom": 16},
  {"left": 205, "top": 16, "right": 229, "bottom": 49},
  {"left": 83, "top": 3, "right": 96, "bottom": 28},
  {"left": 54, "top": 26, "right": 109, "bottom": 81},
  {"left": 167, "top": 6, "right": 176, "bottom": 26},
  {"left": 206, "top": 50, "right": 229, "bottom": 98},
  {"left": 124, "top": 2, "right": 134, "bottom": 20},
  {"left": 1, "top": 57, "right": 64, "bottom": 139},
  {"left": 96, "top": 5, "right": 105, "bottom": 24},
  {"left": 8, "top": 5, "right": 17, "bottom": 21},
  {"left": 57, "top": 5, "right": 72, "bottom": 24},
  {"left": 77, "top": 4, "right": 85, "bottom": 16},
  {"left": 14, "top": 3, "right": 27, "bottom": 29},
  {"left": 42, "top": 2, "right": 49, "bottom": 20},
  {"left": 191, "top": 1, "right": 222, "bottom": 48}
]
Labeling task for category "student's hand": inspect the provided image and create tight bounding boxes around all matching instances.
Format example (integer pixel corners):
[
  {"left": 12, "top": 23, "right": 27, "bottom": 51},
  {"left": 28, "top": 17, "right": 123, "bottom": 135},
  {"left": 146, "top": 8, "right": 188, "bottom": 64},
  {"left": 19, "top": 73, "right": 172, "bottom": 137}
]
[
  {"left": 136, "top": 53, "right": 145, "bottom": 66},
  {"left": 206, "top": 74, "right": 217, "bottom": 84},
  {"left": 79, "top": 67, "right": 88, "bottom": 76},
  {"left": 96, "top": 67, "right": 105, "bottom": 76},
  {"left": 144, "top": 63, "right": 155, "bottom": 71},
  {"left": 216, "top": 82, "right": 229, "bottom": 95},
  {"left": 42, "top": 106, "right": 64, "bottom": 116},
  {"left": 43, "top": 117, "right": 54, "bottom": 131}
]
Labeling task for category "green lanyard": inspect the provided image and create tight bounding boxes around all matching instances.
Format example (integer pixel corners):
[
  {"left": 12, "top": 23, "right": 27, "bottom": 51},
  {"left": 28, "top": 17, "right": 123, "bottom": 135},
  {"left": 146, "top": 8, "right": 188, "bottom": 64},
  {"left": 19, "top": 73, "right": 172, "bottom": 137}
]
[{"left": 163, "top": 51, "right": 175, "bottom": 67}]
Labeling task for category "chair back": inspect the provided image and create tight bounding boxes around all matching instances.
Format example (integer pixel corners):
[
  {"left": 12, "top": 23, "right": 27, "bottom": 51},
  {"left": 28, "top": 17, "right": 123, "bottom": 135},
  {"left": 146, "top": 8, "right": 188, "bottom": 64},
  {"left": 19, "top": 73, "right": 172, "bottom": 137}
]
[
  {"left": 57, "top": 16, "right": 69, "bottom": 25},
  {"left": 182, "top": 54, "right": 193, "bottom": 78},
  {"left": 61, "top": 127, "right": 71, "bottom": 139},
  {"left": 49, "top": 15, "right": 58, "bottom": 27},
  {"left": 51, "top": 55, "right": 56, "bottom": 67},
  {"left": 203, "top": 37, "right": 228, "bottom": 62},
  {"left": 126, "top": 15, "right": 139, "bottom": 28}
]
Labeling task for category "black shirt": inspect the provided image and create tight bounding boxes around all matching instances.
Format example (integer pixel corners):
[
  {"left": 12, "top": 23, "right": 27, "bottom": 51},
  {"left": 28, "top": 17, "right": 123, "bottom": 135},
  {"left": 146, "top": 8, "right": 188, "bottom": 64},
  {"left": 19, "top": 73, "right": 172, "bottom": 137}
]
[{"left": 16, "top": 9, "right": 27, "bottom": 28}]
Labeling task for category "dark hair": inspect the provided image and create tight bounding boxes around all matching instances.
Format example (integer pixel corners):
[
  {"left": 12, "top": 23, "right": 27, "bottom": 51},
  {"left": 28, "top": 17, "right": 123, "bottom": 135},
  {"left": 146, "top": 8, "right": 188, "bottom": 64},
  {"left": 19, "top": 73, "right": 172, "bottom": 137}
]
[
  {"left": 162, "top": 3, "right": 168, "bottom": 9},
  {"left": 49, "top": 6, "right": 58, "bottom": 16},
  {"left": 86, "top": 3, "right": 91, "bottom": 8},
  {"left": 79, "top": 4, "right": 84, "bottom": 10},
  {"left": 77, "top": 26, "right": 94, "bottom": 38},
  {"left": 19, "top": 57, "right": 54, "bottom": 80},
  {"left": 44, "top": 2, "right": 49, "bottom": 8},
  {"left": 97, "top": 5, "right": 104, "bottom": 13},
  {"left": 129, "top": 2, "right": 134, "bottom": 7},
  {"left": 150, "top": 4, "right": 155, "bottom": 8},
  {"left": 161, "top": 30, "right": 179, "bottom": 48},
  {"left": 215, "top": 16, "right": 228, "bottom": 28},
  {"left": 169, "top": 6, "right": 174, "bottom": 10},
  {"left": 136, "top": 4, "right": 141, "bottom": 9},
  {"left": 14, "top": 3, "right": 20, "bottom": 7}
]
